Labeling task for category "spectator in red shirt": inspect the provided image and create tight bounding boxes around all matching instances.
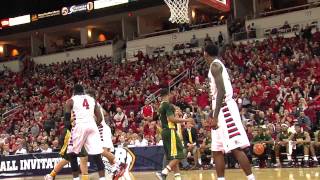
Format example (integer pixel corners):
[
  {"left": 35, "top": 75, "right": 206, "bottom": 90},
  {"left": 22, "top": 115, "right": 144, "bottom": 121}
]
[
  {"left": 141, "top": 100, "right": 154, "bottom": 121},
  {"left": 284, "top": 97, "right": 295, "bottom": 113},
  {"left": 266, "top": 108, "right": 276, "bottom": 123}
]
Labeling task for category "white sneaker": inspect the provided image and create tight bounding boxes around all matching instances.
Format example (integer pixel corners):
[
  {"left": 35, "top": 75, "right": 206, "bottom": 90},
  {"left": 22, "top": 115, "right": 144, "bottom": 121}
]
[{"left": 44, "top": 174, "right": 53, "bottom": 180}]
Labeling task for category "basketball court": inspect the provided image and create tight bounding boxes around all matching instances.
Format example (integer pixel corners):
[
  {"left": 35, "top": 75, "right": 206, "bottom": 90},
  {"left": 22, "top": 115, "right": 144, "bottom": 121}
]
[{"left": 5, "top": 168, "right": 320, "bottom": 180}]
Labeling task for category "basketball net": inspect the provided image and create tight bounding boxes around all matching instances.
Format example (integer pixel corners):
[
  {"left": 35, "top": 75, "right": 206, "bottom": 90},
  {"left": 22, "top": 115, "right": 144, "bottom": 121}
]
[{"left": 164, "top": 0, "right": 190, "bottom": 24}]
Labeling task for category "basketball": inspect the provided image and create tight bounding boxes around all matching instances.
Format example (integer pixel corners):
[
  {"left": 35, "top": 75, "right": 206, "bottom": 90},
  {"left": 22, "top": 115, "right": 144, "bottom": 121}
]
[{"left": 253, "top": 143, "right": 265, "bottom": 156}]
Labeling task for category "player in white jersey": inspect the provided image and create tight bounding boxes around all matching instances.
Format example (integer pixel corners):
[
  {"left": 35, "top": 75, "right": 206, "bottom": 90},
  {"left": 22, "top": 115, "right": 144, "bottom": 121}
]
[
  {"left": 204, "top": 44, "right": 255, "bottom": 180},
  {"left": 86, "top": 89, "right": 127, "bottom": 180},
  {"left": 65, "top": 84, "right": 105, "bottom": 180}
]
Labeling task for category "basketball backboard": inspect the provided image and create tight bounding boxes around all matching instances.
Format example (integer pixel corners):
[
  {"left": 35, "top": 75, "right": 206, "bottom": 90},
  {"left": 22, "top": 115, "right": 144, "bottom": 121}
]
[{"left": 198, "top": 0, "right": 231, "bottom": 12}]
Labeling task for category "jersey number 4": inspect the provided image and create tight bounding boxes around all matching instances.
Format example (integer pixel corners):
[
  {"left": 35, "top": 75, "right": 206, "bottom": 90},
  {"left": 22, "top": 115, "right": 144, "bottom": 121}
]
[{"left": 82, "top": 99, "right": 90, "bottom": 109}]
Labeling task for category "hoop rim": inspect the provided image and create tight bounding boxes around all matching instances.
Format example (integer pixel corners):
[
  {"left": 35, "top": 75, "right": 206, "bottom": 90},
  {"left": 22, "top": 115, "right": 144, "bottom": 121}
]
[{"left": 164, "top": 0, "right": 190, "bottom": 24}]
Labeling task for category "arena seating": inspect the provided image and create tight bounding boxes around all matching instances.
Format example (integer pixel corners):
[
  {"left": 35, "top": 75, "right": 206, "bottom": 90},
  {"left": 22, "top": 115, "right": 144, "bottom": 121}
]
[{"left": 0, "top": 50, "right": 200, "bottom": 154}]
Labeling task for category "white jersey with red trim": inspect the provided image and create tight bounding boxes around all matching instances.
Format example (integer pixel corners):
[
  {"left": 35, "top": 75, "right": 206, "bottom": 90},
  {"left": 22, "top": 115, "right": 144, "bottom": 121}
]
[
  {"left": 208, "top": 59, "right": 233, "bottom": 108},
  {"left": 208, "top": 59, "right": 250, "bottom": 153},
  {"left": 71, "top": 94, "right": 96, "bottom": 124}
]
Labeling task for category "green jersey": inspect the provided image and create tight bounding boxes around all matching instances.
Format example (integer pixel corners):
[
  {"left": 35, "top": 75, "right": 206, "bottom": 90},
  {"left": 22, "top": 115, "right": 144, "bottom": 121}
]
[
  {"left": 158, "top": 101, "right": 185, "bottom": 160},
  {"left": 292, "top": 132, "right": 307, "bottom": 141},
  {"left": 253, "top": 134, "right": 272, "bottom": 143},
  {"left": 315, "top": 130, "right": 320, "bottom": 142},
  {"left": 158, "top": 101, "right": 176, "bottom": 129},
  {"left": 278, "top": 132, "right": 291, "bottom": 141},
  {"left": 253, "top": 134, "right": 273, "bottom": 148}
]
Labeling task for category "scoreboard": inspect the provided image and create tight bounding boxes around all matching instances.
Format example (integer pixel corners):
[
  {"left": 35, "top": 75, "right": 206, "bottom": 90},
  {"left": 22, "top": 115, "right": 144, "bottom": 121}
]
[{"left": 0, "top": 0, "right": 135, "bottom": 30}]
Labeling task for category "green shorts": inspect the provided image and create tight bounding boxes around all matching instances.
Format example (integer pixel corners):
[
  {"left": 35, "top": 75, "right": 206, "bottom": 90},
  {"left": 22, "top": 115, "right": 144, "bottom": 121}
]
[
  {"left": 59, "top": 130, "right": 87, "bottom": 161},
  {"left": 162, "top": 128, "right": 185, "bottom": 160}
]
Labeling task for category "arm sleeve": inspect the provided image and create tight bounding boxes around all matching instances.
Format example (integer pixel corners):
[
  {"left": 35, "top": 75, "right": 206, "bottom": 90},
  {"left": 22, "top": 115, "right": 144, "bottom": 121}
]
[
  {"left": 252, "top": 136, "right": 258, "bottom": 143},
  {"left": 183, "top": 130, "right": 188, "bottom": 147},
  {"left": 64, "top": 112, "right": 71, "bottom": 130},
  {"left": 165, "top": 103, "right": 174, "bottom": 117},
  {"left": 266, "top": 135, "right": 272, "bottom": 141},
  {"left": 193, "top": 128, "right": 198, "bottom": 145}
]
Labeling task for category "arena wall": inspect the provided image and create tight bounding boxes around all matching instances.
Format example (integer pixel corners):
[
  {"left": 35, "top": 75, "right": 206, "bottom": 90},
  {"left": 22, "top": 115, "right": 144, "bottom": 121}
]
[
  {"left": 126, "top": 25, "right": 228, "bottom": 58},
  {"left": 246, "top": 7, "right": 320, "bottom": 31},
  {"left": 32, "top": 44, "right": 113, "bottom": 65},
  {"left": 0, "top": 60, "right": 22, "bottom": 72}
]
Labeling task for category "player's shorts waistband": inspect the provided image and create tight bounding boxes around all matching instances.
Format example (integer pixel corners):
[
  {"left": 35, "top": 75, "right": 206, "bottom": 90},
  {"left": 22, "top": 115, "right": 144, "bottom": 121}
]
[
  {"left": 74, "top": 121, "right": 96, "bottom": 124},
  {"left": 163, "top": 128, "right": 176, "bottom": 130}
]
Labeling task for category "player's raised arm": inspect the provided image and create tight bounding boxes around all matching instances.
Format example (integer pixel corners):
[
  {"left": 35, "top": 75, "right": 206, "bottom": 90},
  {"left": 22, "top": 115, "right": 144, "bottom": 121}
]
[
  {"left": 167, "top": 105, "right": 194, "bottom": 124},
  {"left": 211, "top": 62, "right": 226, "bottom": 120},
  {"left": 64, "top": 99, "right": 73, "bottom": 130},
  {"left": 94, "top": 101, "right": 103, "bottom": 125},
  {"left": 167, "top": 114, "right": 194, "bottom": 124}
]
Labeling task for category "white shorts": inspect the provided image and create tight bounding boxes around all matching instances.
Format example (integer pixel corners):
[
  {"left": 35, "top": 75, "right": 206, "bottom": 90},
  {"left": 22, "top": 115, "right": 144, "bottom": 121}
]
[
  {"left": 211, "top": 99, "right": 250, "bottom": 153},
  {"left": 67, "top": 123, "right": 103, "bottom": 155},
  {"left": 98, "top": 124, "right": 114, "bottom": 152}
]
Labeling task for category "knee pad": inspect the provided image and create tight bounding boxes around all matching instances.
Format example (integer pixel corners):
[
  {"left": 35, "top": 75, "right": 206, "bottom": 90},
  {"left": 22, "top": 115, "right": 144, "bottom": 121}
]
[{"left": 91, "top": 155, "right": 105, "bottom": 171}]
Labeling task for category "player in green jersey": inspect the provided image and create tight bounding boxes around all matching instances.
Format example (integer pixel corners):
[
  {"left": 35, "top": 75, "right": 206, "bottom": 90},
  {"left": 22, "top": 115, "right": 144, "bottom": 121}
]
[{"left": 156, "top": 88, "right": 194, "bottom": 180}]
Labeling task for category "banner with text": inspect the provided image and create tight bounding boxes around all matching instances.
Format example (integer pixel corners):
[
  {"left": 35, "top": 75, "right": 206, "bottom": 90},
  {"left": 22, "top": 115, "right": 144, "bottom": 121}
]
[
  {"left": 62, "top": 2, "right": 94, "bottom": 16},
  {"left": 0, "top": 146, "right": 164, "bottom": 178},
  {"left": 31, "top": 10, "right": 61, "bottom": 21},
  {"left": 94, "top": 0, "right": 129, "bottom": 9}
]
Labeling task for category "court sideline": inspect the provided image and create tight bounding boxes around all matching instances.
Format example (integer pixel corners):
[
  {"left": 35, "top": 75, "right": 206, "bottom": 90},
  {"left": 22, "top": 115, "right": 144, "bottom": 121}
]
[{"left": 5, "top": 168, "right": 320, "bottom": 180}]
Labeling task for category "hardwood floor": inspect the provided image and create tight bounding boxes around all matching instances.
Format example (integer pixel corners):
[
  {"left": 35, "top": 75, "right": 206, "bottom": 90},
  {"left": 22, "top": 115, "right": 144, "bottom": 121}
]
[{"left": 6, "top": 168, "right": 320, "bottom": 180}]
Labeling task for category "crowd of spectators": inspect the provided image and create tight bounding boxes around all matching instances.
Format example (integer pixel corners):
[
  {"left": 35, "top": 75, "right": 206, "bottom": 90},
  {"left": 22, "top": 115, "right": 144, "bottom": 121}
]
[
  {"left": 0, "top": 25, "right": 320, "bottom": 170},
  {"left": 0, "top": 50, "right": 199, "bottom": 155},
  {"left": 109, "top": 32, "right": 320, "bottom": 168}
]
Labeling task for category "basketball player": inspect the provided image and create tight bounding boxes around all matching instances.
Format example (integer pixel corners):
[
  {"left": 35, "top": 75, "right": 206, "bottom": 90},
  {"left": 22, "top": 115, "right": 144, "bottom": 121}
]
[
  {"left": 156, "top": 88, "right": 194, "bottom": 180},
  {"left": 288, "top": 124, "right": 311, "bottom": 167},
  {"left": 310, "top": 128, "right": 320, "bottom": 165},
  {"left": 44, "top": 129, "right": 87, "bottom": 180},
  {"left": 204, "top": 44, "right": 255, "bottom": 180},
  {"left": 275, "top": 124, "right": 291, "bottom": 167},
  {"left": 65, "top": 84, "right": 105, "bottom": 180},
  {"left": 86, "top": 89, "right": 127, "bottom": 179}
]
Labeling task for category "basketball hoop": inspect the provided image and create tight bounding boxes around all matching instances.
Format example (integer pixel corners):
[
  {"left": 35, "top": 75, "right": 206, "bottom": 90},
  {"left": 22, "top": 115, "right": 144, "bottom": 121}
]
[{"left": 164, "top": 0, "right": 190, "bottom": 24}]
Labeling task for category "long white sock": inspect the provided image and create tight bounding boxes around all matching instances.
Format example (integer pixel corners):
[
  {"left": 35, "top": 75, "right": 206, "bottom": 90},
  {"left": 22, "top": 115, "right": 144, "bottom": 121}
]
[
  {"left": 217, "top": 177, "right": 225, "bottom": 180},
  {"left": 304, "top": 155, "right": 309, "bottom": 161},
  {"left": 161, "top": 165, "right": 171, "bottom": 175},
  {"left": 198, "top": 158, "right": 202, "bottom": 165},
  {"left": 287, "top": 154, "right": 292, "bottom": 161},
  {"left": 73, "top": 177, "right": 80, "bottom": 180},
  {"left": 174, "top": 173, "right": 182, "bottom": 180},
  {"left": 247, "top": 174, "right": 255, "bottom": 180}
]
